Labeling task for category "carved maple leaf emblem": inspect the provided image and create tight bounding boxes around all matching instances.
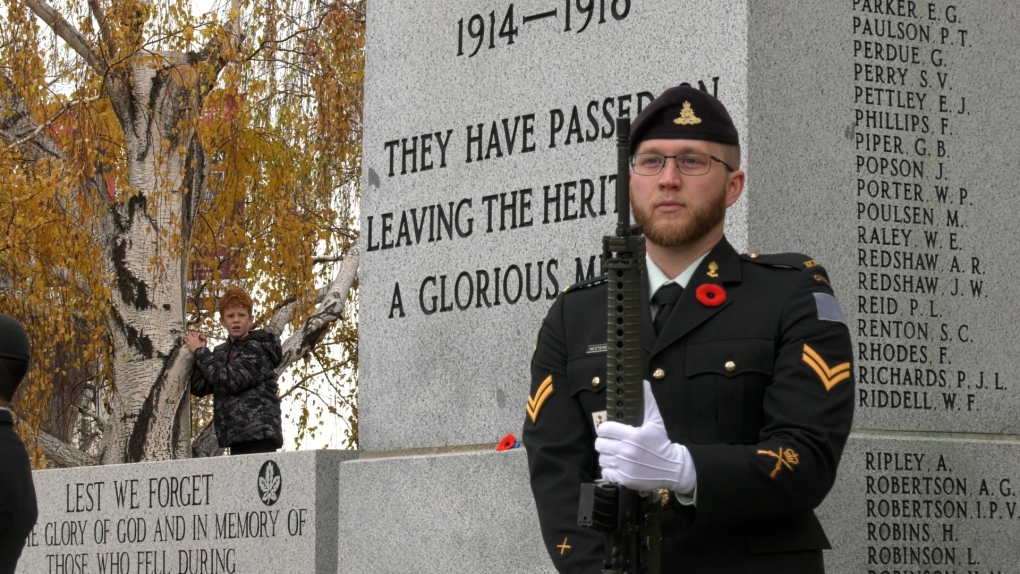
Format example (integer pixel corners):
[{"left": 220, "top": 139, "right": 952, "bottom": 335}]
[{"left": 258, "top": 461, "right": 282, "bottom": 505}]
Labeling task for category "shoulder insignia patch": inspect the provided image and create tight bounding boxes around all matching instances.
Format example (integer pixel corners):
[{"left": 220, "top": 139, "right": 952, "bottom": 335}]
[
  {"left": 527, "top": 374, "right": 555, "bottom": 423},
  {"left": 813, "top": 293, "right": 847, "bottom": 326},
  {"left": 802, "top": 343, "right": 851, "bottom": 391},
  {"left": 757, "top": 446, "right": 799, "bottom": 479}
]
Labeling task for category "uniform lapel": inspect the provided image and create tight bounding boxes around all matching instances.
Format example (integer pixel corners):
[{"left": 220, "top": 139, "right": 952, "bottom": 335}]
[{"left": 651, "top": 238, "right": 743, "bottom": 355}]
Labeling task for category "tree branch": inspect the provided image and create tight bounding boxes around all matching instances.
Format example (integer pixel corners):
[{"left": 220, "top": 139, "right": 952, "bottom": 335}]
[
  {"left": 277, "top": 246, "right": 359, "bottom": 372},
  {"left": 312, "top": 255, "right": 345, "bottom": 264},
  {"left": 86, "top": 0, "right": 115, "bottom": 61},
  {"left": 74, "top": 404, "right": 109, "bottom": 432},
  {"left": 0, "top": 91, "right": 101, "bottom": 157},
  {"left": 0, "top": 72, "right": 70, "bottom": 161},
  {"left": 24, "top": 0, "right": 109, "bottom": 76},
  {"left": 31, "top": 425, "right": 101, "bottom": 468},
  {"left": 265, "top": 295, "right": 300, "bottom": 337},
  {"left": 191, "top": 422, "right": 224, "bottom": 457}
]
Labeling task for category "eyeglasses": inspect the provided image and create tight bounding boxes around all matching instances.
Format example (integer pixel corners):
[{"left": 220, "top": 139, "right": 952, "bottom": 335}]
[{"left": 630, "top": 153, "right": 735, "bottom": 176}]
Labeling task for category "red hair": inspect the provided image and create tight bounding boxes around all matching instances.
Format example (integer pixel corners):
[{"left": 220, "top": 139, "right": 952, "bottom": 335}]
[{"left": 218, "top": 286, "right": 253, "bottom": 316}]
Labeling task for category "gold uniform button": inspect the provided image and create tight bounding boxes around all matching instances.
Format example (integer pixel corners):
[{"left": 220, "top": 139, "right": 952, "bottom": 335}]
[
  {"left": 652, "top": 368, "right": 666, "bottom": 380},
  {"left": 591, "top": 376, "right": 600, "bottom": 387},
  {"left": 725, "top": 361, "right": 736, "bottom": 372}
]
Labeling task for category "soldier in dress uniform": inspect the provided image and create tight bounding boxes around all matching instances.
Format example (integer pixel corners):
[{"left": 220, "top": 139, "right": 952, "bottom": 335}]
[
  {"left": 523, "top": 83, "right": 855, "bottom": 573},
  {"left": 0, "top": 314, "right": 38, "bottom": 574}
]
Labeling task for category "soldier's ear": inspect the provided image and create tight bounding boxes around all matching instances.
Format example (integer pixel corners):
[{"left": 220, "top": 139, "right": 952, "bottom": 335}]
[{"left": 725, "top": 170, "right": 745, "bottom": 207}]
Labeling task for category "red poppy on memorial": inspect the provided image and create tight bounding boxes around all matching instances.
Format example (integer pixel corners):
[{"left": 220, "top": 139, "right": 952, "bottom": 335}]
[
  {"left": 496, "top": 433, "right": 519, "bottom": 451},
  {"left": 695, "top": 284, "right": 726, "bottom": 307}
]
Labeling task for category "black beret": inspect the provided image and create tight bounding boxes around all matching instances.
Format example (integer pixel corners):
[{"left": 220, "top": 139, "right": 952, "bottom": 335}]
[
  {"left": 0, "top": 314, "right": 31, "bottom": 362},
  {"left": 630, "top": 83, "right": 739, "bottom": 151}
]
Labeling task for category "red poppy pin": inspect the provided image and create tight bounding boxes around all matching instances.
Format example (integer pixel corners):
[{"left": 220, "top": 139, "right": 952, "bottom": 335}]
[
  {"left": 695, "top": 284, "right": 726, "bottom": 307},
  {"left": 496, "top": 433, "right": 519, "bottom": 451}
]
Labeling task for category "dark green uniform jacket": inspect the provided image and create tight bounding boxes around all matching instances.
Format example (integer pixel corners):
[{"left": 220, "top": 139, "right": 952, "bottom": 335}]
[{"left": 523, "top": 237, "right": 855, "bottom": 574}]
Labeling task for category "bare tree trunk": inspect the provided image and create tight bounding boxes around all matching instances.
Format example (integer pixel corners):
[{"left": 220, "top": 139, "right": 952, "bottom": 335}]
[{"left": 97, "top": 53, "right": 203, "bottom": 463}]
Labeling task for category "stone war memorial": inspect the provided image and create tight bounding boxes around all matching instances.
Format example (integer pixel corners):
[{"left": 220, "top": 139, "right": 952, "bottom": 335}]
[
  {"left": 19, "top": 1, "right": 1020, "bottom": 573},
  {"left": 17, "top": 451, "right": 354, "bottom": 573}
]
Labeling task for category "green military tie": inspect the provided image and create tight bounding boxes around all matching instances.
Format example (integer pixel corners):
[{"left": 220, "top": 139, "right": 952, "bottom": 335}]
[{"left": 652, "top": 283, "right": 682, "bottom": 335}]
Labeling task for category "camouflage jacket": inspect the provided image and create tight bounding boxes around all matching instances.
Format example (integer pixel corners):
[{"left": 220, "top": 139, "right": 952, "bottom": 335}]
[{"left": 191, "top": 329, "right": 284, "bottom": 449}]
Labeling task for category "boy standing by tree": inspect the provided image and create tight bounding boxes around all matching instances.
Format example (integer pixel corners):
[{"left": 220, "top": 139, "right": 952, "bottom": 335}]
[
  {"left": 186, "top": 287, "right": 284, "bottom": 455},
  {"left": 0, "top": 314, "right": 38, "bottom": 573}
]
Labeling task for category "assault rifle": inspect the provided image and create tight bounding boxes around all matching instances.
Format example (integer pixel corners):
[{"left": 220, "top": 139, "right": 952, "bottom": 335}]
[{"left": 577, "top": 117, "right": 662, "bottom": 573}]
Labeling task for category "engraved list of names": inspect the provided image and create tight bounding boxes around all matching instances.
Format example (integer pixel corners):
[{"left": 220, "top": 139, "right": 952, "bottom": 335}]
[
  {"left": 850, "top": 1, "right": 1009, "bottom": 432},
  {"left": 837, "top": 3, "right": 1020, "bottom": 571}
]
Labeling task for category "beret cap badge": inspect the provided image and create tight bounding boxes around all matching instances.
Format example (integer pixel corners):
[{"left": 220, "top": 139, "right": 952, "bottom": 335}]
[
  {"left": 629, "top": 83, "right": 740, "bottom": 149},
  {"left": 673, "top": 101, "right": 702, "bottom": 126}
]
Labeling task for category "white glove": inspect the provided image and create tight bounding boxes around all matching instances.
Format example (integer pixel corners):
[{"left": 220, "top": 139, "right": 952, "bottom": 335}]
[{"left": 595, "top": 380, "right": 696, "bottom": 494}]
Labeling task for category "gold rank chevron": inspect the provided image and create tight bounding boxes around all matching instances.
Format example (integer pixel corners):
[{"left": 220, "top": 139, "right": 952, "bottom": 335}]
[
  {"left": 802, "top": 344, "right": 851, "bottom": 391},
  {"left": 527, "top": 374, "right": 554, "bottom": 423}
]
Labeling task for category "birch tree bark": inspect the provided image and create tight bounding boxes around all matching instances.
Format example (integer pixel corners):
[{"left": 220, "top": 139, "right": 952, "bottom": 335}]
[{"left": 98, "top": 53, "right": 206, "bottom": 462}]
